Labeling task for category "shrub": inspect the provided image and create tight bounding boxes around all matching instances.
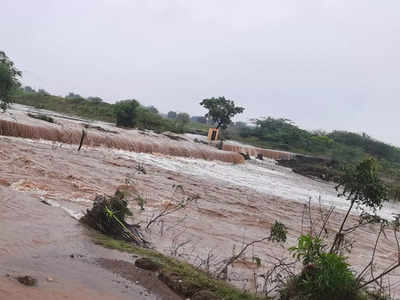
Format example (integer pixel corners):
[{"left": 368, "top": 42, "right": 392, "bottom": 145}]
[
  {"left": 269, "top": 220, "right": 288, "bottom": 243},
  {"left": 0, "top": 51, "right": 21, "bottom": 110},
  {"left": 291, "top": 253, "right": 357, "bottom": 300},
  {"left": 285, "top": 234, "right": 358, "bottom": 300},
  {"left": 114, "top": 99, "right": 140, "bottom": 127},
  {"left": 289, "top": 234, "right": 325, "bottom": 266}
]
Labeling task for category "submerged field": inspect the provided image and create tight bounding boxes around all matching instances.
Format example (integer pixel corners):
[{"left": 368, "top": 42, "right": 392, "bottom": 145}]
[{"left": 1, "top": 105, "right": 400, "bottom": 298}]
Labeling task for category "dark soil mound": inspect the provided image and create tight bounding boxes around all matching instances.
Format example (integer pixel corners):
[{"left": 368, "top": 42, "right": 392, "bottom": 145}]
[
  {"left": 135, "top": 257, "right": 161, "bottom": 271},
  {"left": 17, "top": 275, "right": 37, "bottom": 286},
  {"left": 278, "top": 155, "right": 342, "bottom": 182}
]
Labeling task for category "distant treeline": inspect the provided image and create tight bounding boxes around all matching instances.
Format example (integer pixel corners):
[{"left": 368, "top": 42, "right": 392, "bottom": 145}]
[
  {"left": 12, "top": 87, "right": 210, "bottom": 134},
  {"left": 227, "top": 118, "right": 400, "bottom": 164},
  {"left": 225, "top": 117, "right": 400, "bottom": 199}
]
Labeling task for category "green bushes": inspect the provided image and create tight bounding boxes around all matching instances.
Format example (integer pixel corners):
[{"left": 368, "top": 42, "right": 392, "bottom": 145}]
[
  {"left": 0, "top": 51, "right": 21, "bottom": 110},
  {"left": 13, "top": 93, "right": 115, "bottom": 122},
  {"left": 14, "top": 92, "right": 182, "bottom": 133},
  {"left": 276, "top": 159, "right": 395, "bottom": 299},
  {"left": 283, "top": 234, "right": 358, "bottom": 300},
  {"left": 114, "top": 99, "right": 140, "bottom": 127},
  {"left": 289, "top": 235, "right": 325, "bottom": 266}
]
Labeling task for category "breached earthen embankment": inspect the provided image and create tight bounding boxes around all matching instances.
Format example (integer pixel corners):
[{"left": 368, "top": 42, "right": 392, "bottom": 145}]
[{"left": 0, "top": 119, "right": 245, "bottom": 164}]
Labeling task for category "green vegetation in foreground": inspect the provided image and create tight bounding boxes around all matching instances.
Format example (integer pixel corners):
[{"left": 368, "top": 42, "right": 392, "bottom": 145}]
[
  {"left": 92, "top": 233, "right": 262, "bottom": 300},
  {"left": 85, "top": 159, "right": 392, "bottom": 300}
]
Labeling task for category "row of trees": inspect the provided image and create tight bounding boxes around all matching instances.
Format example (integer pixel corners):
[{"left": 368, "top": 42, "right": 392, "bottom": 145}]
[
  {"left": 114, "top": 96, "right": 246, "bottom": 133},
  {"left": 113, "top": 100, "right": 191, "bottom": 133},
  {"left": 23, "top": 88, "right": 104, "bottom": 104},
  {"left": 226, "top": 117, "right": 400, "bottom": 164}
]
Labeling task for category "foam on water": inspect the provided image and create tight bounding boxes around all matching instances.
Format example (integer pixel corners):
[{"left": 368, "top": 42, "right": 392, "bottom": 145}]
[{"left": 114, "top": 149, "right": 400, "bottom": 220}]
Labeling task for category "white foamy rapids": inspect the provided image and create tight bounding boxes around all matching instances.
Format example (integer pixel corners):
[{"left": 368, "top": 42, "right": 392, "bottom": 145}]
[{"left": 113, "top": 149, "right": 400, "bottom": 220}]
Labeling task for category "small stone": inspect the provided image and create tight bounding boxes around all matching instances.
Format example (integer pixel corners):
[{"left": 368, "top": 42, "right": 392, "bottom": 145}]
[
  {"left": 17, "top": 275, "right": 37, "bottom": 286},
  {"left": 40, "top": 200, "right": 51, "bottom": 206},
  {"left": 70, "top": 254, "right": 75, "bottom": 258}
]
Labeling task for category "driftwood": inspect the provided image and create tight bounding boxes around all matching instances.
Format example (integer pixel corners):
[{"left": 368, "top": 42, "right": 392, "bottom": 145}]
[
  {"left": 239, "top": 152, "right": 251, "bottom": 160},
  {"left": 77, "top": 129, "right": 86, "bottom": 151}
]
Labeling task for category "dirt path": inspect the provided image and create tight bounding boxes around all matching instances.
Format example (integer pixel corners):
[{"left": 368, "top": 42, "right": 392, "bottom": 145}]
[{"left": 0, "top": 186, "right": 181, "bottom": 299}]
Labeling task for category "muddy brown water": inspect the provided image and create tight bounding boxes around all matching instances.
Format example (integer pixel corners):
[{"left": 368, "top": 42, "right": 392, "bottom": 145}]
[{"left": 1, "top": 136, "right": 400, "bottom": 297}]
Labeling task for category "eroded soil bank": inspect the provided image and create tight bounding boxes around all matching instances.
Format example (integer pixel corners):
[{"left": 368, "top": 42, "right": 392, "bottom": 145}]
[
  {"left": 1, "top": 136, "right": 400, "bottom": 297},
  {"left": 0, "top": 185, "right": 179, "bottom": 299}
]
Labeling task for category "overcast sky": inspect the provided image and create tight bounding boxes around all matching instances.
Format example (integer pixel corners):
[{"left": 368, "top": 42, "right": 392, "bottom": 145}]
[{"left": 1, "top": 1, "right": 400, "bottom": 145}]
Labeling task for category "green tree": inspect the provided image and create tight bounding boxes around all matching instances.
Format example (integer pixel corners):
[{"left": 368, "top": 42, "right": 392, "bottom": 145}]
[
  {"left": 0, "top": 51, "right": 22, "bottom": 111},
  {"left": 176, "top": 112, "right": 190, "bottom": 124},
  {"left": 136, "top": 106, "right": 164, "bottom": 130},
  {"left": 175, "top": 112, "right": 190, "bottom": 131},
  {"left": 114, "top": 99, "right": 140, "bottom": 127},
  {"left": 200, "top": 97, "right": 244, "bottom": 129},
  {"left": 330, "top": 157, "right": 388, "bottom": 253}
]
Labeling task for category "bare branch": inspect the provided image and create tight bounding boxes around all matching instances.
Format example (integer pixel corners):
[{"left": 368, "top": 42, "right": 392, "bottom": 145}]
[{"left": 216, "top": 236, "right": 269, "bottom": 279}]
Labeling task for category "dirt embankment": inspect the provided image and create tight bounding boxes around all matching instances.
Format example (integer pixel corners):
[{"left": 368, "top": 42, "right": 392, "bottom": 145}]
[
  {"left": 0, "top": 106, "right": 245, "bottom": 164},
  {"left": 0, "top": 186, "right": 182, "bottom": 300}
]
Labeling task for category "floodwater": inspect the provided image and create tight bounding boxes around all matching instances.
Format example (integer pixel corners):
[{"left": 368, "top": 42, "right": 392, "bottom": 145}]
[
  {"left": 0, "top": 137, "right": 183, "bottom": 299},
  {"left": 1, "top": 136, "right": 400, "bottom": 297},
  {"left": 1, "top": 105, "right": 400, "bottom": 297}
]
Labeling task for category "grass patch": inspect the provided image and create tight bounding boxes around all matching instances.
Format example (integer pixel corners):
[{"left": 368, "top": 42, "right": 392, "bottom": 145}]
[{"left": 92, "top": 232, "right": 262, "bottom": 300}]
